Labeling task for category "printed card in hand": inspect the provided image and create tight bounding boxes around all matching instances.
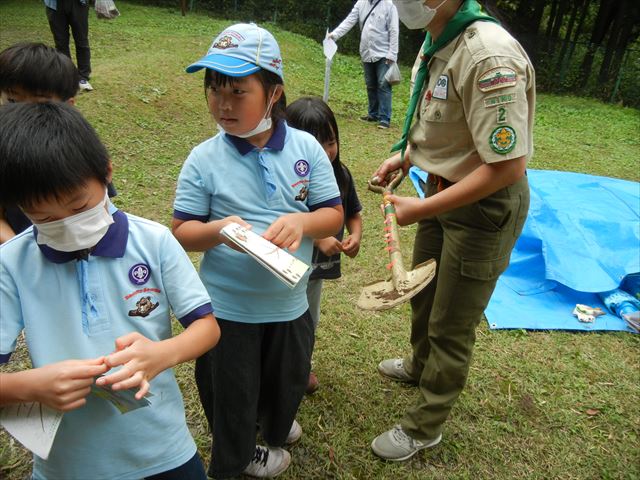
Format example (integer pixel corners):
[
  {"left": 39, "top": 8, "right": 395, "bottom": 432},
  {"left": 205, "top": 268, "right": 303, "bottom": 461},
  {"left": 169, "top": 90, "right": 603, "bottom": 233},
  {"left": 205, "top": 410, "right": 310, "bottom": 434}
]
[
  {"left": 220, "top": 222, "right": 309, "bottom": 288},
  {"left": 1, "top": 402, "right": 63, "bottom": 459},
  {"left": 91, "top": 378, "right": 152, "bottom": 414}
]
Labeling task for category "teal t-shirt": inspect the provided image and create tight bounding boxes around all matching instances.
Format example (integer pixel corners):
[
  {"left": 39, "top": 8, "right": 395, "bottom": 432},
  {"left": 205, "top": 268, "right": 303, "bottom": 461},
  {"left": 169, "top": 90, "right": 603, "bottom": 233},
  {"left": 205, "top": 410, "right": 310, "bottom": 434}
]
[
  {"left": 173, "top": 121, "right": 341, "bottom": 323},
  {"left": 0, "top": 208, "right": 213, "bottom": 479}
]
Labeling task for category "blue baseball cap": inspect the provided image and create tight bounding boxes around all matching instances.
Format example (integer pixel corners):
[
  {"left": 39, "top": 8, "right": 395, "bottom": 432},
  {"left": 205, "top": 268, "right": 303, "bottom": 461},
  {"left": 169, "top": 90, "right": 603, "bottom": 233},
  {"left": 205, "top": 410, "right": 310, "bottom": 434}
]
[{"left": 186, "top": 23, "right": 284, "bottom": 80}]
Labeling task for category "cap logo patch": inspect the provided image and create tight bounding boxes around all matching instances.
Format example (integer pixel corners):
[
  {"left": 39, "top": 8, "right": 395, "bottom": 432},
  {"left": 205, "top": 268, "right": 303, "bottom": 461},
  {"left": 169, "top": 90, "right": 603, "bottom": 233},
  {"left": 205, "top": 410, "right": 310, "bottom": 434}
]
[
  {"left": 478, "top": 67, "right": 517, "bottom": 92},
  {"left": 129, "top": 263, "right": 151, "bottom": 285},
  {"left": 213, "top": 35, "right": 238, "bottom": 50},
  {"left": 269, "top": 57, "right": 282, "bottom": 70},
  {"left": 489, "top": 126, "right": 517, "bottom": 154},
  {"left": 294, "top": 159, "right": 309, "bottom": 177}
]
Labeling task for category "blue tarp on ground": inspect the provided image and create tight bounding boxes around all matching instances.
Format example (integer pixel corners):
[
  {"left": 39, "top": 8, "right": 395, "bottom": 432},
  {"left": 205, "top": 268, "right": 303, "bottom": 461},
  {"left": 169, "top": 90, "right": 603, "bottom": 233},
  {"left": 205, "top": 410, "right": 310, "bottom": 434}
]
[{"left": 408, "top": 167, "right": 640, "bottom": 332}]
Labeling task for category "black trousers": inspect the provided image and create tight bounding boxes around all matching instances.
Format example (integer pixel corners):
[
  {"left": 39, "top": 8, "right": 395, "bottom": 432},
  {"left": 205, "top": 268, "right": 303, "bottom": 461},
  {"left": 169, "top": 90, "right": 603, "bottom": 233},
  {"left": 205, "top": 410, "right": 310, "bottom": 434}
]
[
  {"left": 46, "top": 0, "right": 91, "bottom": 80},
  {"left": 195, "top": 312, "right": 314, "bottom": 479}
]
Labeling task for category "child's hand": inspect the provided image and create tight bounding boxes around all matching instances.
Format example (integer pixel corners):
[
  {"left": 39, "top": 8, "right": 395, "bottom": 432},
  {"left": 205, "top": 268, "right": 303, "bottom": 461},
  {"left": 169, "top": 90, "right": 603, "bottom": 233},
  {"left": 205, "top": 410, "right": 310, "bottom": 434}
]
[
  {"left": 28, "top": 357, "right": 108, "bottom": 411},
  {"left": 315, "top": 237, "right": 343, "bottom": 256},
  {"left": 263, "top": 213, "right": 305, "bottom": 252},
  {"left": 341, "top": 234, "right": 361, "bottom": 258},
  {"left": 97, "top": 332, "right": 168, "bottom": 400},
  {"left": 217, "top": 216, "right": 252, "bottom": 253}
]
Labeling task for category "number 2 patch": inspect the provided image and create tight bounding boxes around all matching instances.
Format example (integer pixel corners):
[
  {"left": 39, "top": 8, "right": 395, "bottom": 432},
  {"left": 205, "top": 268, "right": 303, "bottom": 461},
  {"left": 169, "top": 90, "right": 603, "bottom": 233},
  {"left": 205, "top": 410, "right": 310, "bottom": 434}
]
[{"left": 496, "top": 106, "right": 507, "bottom": 124}]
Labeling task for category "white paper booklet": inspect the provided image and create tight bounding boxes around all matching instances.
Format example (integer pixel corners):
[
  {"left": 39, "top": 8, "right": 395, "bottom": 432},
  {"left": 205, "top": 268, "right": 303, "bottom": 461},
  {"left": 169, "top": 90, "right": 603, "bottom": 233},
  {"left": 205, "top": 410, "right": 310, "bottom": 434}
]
[
  {"left": 1, "top": 402, "right": 63, "bottom": 460},
  {"left": 221, "top": 222, "right": 310, "bottom": 288}
]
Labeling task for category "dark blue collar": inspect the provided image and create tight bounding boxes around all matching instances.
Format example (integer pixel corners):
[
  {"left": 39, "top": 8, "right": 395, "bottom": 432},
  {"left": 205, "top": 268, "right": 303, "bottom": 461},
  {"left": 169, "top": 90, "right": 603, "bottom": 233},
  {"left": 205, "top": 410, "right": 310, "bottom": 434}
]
[
  {"left": 225, "top": 119, "right": 286, "bottom": 156},
  {"left": 36, "top": 210, "right": 129, "bottom": 264}
]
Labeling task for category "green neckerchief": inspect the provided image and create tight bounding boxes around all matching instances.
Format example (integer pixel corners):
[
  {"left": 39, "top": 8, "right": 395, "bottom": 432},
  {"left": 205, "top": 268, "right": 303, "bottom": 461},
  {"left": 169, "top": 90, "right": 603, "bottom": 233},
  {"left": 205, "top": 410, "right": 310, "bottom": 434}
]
[{"left": 391, "top": 0, "right": 498, "bottom": 158}]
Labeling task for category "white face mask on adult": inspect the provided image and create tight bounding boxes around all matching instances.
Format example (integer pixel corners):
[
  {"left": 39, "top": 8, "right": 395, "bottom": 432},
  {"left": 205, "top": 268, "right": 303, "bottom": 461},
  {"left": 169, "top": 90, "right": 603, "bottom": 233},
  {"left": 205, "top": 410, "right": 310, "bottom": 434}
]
[
  {"left": 394, "top": 0, "right": 449, "bottom": 30},
  {"left": 34, "top": 190, "right": 114, "bottom": 252},
  {"left": 218, "top": 87, "right": 279, "bottom": 139}
]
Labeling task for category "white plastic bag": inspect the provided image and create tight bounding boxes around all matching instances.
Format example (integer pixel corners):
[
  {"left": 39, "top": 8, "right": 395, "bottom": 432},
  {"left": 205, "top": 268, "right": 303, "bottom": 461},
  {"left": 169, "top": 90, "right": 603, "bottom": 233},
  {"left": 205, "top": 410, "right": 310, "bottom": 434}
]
[
  {"left": 95, "top": 0, "right": 120, "bottom": 20},
  {"left": 384, "top": 62, "right": 401, "bottom": 86}
]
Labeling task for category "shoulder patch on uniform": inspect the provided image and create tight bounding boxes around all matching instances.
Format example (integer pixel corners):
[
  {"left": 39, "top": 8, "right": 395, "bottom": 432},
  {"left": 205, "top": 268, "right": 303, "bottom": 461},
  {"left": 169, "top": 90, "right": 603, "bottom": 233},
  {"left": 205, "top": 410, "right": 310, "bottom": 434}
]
[
  {"left": 489, "top": 126, "right": 517, "bottom": 154},
  {"left": 432, "top": 75, "right": 448, "bottom": 100},
  {"left": 478, "top": 67, "right": 517, "bottom": 92},
  {"left": 483, "top": 92, "right": 517, "bottom": 108}
]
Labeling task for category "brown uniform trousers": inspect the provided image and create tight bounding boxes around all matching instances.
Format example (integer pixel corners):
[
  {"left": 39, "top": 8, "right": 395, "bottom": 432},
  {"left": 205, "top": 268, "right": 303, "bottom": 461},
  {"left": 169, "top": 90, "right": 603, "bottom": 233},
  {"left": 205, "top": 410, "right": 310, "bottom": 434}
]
[{"left": 400, "top": 174, "right": 529, "bottom": 440}]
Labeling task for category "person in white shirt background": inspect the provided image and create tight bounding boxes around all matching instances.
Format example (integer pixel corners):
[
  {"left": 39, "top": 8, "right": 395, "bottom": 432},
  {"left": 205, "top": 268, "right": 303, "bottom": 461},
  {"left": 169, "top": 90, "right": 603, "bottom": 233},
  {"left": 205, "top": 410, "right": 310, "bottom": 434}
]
[{"left": 329, "top": 0, "right": 399, "bottom": 129}]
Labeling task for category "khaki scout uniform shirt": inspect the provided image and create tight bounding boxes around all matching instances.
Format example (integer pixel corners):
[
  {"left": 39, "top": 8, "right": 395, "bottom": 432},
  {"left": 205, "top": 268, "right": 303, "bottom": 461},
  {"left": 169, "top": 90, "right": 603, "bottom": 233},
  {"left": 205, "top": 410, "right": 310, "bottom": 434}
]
[{"left": 408, "top": 20, "right": 535, "bottom": 182}]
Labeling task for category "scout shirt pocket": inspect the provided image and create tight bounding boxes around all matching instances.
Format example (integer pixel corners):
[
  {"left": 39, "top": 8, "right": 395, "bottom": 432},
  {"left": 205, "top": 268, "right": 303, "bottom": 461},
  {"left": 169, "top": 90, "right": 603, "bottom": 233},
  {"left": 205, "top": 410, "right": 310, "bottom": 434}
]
[{"left": 417, "top": 95, "right": 468, "bottom": 152}]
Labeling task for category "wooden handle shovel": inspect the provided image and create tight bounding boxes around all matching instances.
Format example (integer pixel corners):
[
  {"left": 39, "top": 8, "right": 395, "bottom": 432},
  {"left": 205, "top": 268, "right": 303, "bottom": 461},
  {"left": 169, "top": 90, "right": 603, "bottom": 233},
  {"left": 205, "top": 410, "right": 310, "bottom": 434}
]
[{"left": 357, "top": 170, "right": 436, "bottom": 311}]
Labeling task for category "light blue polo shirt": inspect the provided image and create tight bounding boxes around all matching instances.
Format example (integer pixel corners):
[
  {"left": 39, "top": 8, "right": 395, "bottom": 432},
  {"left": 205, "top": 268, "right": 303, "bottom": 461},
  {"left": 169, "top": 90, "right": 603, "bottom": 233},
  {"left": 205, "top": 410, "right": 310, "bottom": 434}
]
[
  {"left": 174, "top": 120, "right": 341, "bottom": 323},
  {"left": 0, "top": 206, "right": 213, "bottom": 480}
]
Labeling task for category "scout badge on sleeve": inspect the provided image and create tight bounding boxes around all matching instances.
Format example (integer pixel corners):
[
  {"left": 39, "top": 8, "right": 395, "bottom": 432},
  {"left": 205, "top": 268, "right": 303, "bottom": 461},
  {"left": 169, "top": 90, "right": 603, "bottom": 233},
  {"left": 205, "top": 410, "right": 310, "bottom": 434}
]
[{"left": 358, "top": 171, "right": 436, "bottom": 311}]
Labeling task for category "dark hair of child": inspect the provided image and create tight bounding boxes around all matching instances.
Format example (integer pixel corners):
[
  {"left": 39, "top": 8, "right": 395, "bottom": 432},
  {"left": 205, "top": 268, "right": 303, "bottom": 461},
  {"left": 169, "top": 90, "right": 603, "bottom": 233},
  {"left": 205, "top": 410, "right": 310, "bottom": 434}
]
[
  {"left": 203, "top": 68, "right": 287, "bottom": 122},
  {"left": 0, "top": 102, "right": 110, "bottom": 208},
  {"left": 0, "top": 42, "right": 80, "bottom": 101},
  {"left": 286, "top": 96, "right": 349, "bottom": 198}
]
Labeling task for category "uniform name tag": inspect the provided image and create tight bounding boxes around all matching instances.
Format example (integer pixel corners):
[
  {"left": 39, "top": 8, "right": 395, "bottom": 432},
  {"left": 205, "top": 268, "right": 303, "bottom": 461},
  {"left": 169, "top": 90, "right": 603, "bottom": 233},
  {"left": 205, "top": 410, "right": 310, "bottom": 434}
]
[
  {"left": 433, "top": 75, "right": 448, "bottom": 100},
  {"left": 484, "top": 92, "right": 517, "bottom": 108}
]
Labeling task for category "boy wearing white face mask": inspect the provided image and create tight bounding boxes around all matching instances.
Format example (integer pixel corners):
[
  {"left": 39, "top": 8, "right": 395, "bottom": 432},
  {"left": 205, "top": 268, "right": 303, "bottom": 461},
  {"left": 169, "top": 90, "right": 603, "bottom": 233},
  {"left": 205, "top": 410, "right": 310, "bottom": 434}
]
[
  {"left": 0, "top": 42, "right": 119, "bottom": 245},
  {"left": 0, "top": 102, "right": 221, "bottom": 480},
  {"left": 173, "top": 23, "right": 343, "bottom": 478}
]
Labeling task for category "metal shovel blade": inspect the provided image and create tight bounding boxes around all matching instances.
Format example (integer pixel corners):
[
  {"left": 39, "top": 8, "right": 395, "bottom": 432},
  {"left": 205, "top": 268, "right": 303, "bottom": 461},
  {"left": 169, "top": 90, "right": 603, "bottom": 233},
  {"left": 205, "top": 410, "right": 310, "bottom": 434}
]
[{"left": 357, "top": 259, "right": 436, "bottom": 311}]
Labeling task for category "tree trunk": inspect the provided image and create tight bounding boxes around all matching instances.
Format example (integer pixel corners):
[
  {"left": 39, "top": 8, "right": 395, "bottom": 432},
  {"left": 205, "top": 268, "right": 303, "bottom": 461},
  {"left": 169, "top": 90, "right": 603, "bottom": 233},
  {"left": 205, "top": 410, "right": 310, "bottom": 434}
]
[
  {"left": 579, "top": 0, "right": 617, "bottom": 88},
  {"left": 602, "top": 0, "right": 640, "bottom": 86},
  {"left": 598, "top": 0, "right": 626, "bottom": 84},
  {"left": 557, "top": 0, "right": 582, "bottom": 73}
]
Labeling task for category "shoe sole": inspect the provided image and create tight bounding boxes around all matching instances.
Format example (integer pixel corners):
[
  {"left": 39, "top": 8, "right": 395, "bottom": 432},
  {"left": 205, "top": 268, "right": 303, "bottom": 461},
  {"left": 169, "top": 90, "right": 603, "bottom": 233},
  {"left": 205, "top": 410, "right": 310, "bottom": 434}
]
[{"left": 371, "top": 433, "right": 442, "bottom": 462}]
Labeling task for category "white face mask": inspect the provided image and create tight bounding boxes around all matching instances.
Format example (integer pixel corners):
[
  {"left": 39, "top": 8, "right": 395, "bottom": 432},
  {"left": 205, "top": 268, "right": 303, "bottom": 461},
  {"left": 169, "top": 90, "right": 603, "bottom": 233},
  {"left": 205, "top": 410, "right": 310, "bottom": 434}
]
[
  {"left": 218, "top": 87, "right": 279, "bottom": 138},
  {"left": 394, "top": 0, "right": 448, "bottom": 30},
  {"left": 34, "top": 190, "right": 114, "bottom": 252}
]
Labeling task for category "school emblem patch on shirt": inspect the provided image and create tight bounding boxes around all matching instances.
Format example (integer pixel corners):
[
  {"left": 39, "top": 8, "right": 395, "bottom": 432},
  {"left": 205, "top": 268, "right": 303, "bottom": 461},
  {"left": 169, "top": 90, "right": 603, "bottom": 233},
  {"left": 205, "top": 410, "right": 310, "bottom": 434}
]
[
  {"left": 478, "top": 67, "right": 517, "bottom": 92},
  {"left": 489, "top": 126, "right": 517, "bottom": 154},
  {"left": 294, "top": 159, "right": 309, "bottom": 177},
  {"left": 433, "top": 75, "right": 448, "bottom": 100},
  {"left": 129, "top": 263, "right": 151, "bottom": 285}
]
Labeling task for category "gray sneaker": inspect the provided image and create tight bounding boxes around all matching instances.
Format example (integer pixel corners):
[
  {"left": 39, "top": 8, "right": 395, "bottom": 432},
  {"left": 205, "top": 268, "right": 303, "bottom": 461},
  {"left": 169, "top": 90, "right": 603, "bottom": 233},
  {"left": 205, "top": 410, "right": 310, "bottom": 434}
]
[
  {"left": 377, "top": 358, "right": 415, "bottom": 383},
  {"left": 285, "top": 419, "right": 302, "bottom": 445},
  {"left": 371, "top": 424, "right": 442, "bottom": 461},
  {"left": 243, "top": 446, "right": 290, "bottom": 478},
  {"left": 78, "top": 79, "right": 94, "bottom": 92}
]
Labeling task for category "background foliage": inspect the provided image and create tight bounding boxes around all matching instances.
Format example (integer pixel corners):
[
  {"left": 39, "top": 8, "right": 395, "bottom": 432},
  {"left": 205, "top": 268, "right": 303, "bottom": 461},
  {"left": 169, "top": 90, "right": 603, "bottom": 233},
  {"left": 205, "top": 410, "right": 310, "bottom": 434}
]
[{"left": 131, "top": 0, "right": 640, "bottom": 107}]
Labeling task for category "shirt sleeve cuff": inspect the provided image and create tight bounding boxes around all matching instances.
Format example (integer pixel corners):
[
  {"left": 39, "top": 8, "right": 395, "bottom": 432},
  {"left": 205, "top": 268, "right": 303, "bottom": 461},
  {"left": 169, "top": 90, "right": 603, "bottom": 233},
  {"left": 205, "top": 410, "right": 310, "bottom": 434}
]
[
  {"left": 0, "top": 352, "right": 12, "bottom": 364},
  {"left": 173, "top": 209, "right": 210, "bottom": 223},
  {"left": 178, "top": 303, "right": 214, "bottom": 328},
  {"left": 309, "top": 196, "right": 342, "bottom": 211}
]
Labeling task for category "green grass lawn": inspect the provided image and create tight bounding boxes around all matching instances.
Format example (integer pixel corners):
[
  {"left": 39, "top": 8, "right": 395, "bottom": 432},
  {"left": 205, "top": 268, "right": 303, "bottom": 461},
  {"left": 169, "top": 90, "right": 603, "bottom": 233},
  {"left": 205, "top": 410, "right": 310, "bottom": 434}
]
[{"left": 1, "top": 1, "right": 639, "bottom": 479}]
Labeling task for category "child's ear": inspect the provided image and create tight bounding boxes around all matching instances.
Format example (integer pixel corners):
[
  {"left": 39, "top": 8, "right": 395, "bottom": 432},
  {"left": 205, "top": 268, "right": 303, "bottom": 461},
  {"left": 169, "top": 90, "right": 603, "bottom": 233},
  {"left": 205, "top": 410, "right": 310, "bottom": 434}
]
[
  {"left": 271, "top": 85, "right": 283, "bottom": 104},
  {"left": 67, "top": 96, "right": 76, "bottom": 106},
  {"left": 106, "top": 160, "right": 114, "bottom": 183}
]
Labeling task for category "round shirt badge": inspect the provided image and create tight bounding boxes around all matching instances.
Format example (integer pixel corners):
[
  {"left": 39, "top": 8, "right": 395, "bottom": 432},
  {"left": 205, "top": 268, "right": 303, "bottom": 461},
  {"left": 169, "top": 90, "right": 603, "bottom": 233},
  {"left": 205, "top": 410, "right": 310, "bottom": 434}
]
[
  {"left": 129, "top": 263, "right": 151, "bottom": 285},
  {"left": 294, "top": 159, "right": 309, "bottom": 177},
  {"left": 489, "top": 125, "right": 517, "bottom": 154}
]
